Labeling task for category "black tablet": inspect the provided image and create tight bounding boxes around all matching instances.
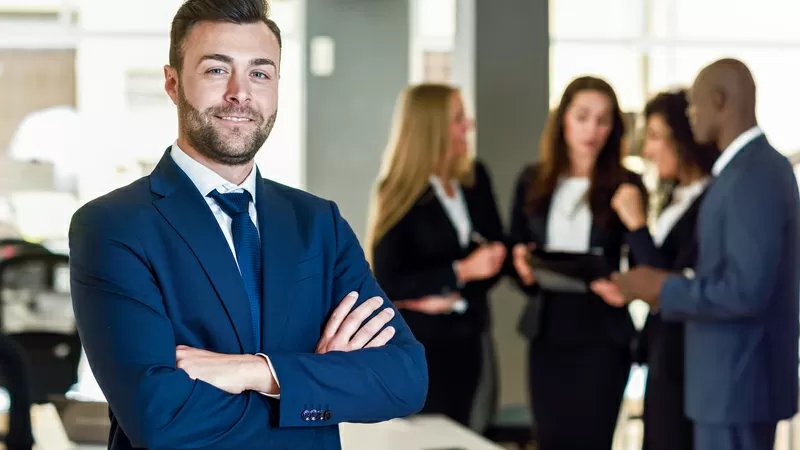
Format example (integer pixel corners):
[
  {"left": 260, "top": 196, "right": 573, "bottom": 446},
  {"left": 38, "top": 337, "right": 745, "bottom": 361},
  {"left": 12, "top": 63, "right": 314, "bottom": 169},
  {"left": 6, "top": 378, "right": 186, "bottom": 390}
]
[{"left": 526, "top": 249, "right": 612, "bottom": 293}]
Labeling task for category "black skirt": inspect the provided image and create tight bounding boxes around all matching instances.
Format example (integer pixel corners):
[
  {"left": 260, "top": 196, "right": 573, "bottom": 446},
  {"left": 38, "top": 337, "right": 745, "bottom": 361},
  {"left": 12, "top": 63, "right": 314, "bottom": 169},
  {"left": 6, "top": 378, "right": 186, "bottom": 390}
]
[{"left": 528, "top": 341, "right": 631, "bottom": 450}]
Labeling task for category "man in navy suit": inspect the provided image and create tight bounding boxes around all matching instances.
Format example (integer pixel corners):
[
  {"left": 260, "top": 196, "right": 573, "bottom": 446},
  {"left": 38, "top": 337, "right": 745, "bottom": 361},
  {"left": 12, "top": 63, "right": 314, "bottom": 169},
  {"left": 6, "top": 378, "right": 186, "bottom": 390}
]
[
  {"left": 69, "top": 1, "right": 427, "bottom": 448},
  {"left": 594, "top": 58, "right": 799, "bottom": 450}
]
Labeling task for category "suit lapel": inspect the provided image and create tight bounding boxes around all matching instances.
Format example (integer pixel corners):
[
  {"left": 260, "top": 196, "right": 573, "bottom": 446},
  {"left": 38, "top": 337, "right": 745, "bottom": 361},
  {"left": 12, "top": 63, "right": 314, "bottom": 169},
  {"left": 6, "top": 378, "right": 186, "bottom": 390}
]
[
  {"left": 256, "top": 176, "right": 298, "bottom": 351},
  {"left": 150, "top": 150, "right": 256, "bottom": 353}
]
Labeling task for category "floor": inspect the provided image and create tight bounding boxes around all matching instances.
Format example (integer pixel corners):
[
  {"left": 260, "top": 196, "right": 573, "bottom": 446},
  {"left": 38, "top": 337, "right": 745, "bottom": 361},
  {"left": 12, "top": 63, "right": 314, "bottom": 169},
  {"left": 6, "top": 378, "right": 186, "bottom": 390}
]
[{"left": 499, "top": 399, "right": 800, "bottom": 450}]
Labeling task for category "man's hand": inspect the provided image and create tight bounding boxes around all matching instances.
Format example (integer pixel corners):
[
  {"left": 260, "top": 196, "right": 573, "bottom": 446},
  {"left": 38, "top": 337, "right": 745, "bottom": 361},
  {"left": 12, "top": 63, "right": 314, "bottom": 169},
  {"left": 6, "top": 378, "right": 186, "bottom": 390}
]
[
  {"left": 592, "top": 267, "right": 670, "bottom": 308},
  {"left": 176, "top": 346, "right": 277, "bottom": 395},
  {"left": 315, "top": 292, "right": 396, "bottom": 354},
  {"left": 394, "top": 292, "right": 461, "bottom": 314}
]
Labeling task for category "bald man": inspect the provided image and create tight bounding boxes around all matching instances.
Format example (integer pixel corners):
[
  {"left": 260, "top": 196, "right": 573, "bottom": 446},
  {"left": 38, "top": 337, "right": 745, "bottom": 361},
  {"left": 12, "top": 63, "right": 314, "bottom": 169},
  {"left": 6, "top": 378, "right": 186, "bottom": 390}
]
[{"left": 593, "top": 58, "right": 800, "bottom": 449}]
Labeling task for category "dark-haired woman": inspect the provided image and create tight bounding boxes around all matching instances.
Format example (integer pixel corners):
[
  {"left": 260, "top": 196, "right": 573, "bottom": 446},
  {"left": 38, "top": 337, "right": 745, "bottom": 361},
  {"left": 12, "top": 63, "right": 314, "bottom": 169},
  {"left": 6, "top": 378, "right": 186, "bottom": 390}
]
[
  {"left": 509, "top": 76, "right": 647, "bottom": 450},
  {"left": 605, "top": 89, "right": 719, "bottom": 450}
]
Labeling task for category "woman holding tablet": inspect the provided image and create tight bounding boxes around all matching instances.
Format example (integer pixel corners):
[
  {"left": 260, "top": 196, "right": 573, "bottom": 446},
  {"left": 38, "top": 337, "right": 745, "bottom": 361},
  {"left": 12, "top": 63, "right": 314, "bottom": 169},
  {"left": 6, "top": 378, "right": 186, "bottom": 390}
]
[{"left": 509, "top": 76, "right": 646, "bottom": 450}]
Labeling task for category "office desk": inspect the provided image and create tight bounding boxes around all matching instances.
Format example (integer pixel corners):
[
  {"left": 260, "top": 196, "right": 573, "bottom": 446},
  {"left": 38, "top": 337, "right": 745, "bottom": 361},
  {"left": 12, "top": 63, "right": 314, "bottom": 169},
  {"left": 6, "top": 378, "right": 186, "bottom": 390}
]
[
  {"left": 2, "top": 410, "right": 503, "bottom": 450},
  {"left": 340, "top": 416, "right": 504, "bottom": 450}
]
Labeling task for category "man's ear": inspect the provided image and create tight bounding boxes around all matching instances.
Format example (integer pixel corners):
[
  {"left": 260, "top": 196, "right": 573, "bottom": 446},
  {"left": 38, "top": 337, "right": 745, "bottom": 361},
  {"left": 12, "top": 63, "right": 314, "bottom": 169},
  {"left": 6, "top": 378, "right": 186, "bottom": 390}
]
[
  {"left": 164, "top": 65, "right": 180, "bottom": 106},
  {"left": 710, "top": 87, "right": 726, "bottom": 113}
]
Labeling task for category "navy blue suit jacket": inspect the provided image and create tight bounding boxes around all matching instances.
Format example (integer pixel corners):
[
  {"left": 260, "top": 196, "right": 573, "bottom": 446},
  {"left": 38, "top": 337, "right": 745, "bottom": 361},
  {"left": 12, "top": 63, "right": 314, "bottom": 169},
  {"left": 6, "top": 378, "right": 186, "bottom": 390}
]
[
  {"left": 69, "top": 149, "right": 428, "bottom": 449},
  {"left": 660, "top": 135, "right": 800, "bottom": 424}
]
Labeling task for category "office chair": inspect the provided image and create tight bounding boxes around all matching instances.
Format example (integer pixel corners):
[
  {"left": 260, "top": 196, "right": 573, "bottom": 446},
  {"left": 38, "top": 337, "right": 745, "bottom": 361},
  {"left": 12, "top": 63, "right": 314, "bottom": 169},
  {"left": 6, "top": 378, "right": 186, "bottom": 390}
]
[
  {"left": 0, "top": 253, "right": 79, "bottom": 404},
  {"left": 0, "top": 334, "right": 34, "bottom": 450},
  {"left": 0, "top": 239, "right": 50, "bottom": 263}
]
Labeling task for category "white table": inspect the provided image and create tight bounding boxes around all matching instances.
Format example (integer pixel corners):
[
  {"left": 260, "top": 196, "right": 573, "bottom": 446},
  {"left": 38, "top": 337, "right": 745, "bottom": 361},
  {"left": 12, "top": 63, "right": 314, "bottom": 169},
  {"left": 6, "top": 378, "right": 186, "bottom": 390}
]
[
  {"left": 4, "top": 412, "right": 501, "bottom": 450},
  {"left": 340, "top": 415, "right": 504, "bottom": 450}
]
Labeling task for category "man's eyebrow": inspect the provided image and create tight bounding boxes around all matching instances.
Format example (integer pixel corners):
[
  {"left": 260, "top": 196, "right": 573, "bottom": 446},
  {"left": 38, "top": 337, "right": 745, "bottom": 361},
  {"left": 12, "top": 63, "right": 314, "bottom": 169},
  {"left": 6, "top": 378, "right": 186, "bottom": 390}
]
[
  {"left": 198, "top": 54, "right": 234, "bottom": 65},
  {"left": 197, "top": 54, "right": 276, "bottom": 69},
  {"left": 250, "top": 58, "right": 277, "bottom": 68}
]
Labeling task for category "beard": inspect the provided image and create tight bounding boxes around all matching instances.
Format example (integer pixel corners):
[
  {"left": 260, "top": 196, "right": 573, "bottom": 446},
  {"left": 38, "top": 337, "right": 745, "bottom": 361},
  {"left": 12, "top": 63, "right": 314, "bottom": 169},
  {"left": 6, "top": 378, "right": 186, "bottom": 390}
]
[{"left": 177, "top": 84, "right": 277, "bottom": 166}]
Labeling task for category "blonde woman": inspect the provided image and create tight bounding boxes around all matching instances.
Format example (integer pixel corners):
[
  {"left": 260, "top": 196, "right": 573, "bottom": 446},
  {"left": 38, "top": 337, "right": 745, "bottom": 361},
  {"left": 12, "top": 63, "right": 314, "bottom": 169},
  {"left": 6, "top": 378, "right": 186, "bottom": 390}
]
[{"left": 367, "top": 84, "right": 506, "bottom": 428}]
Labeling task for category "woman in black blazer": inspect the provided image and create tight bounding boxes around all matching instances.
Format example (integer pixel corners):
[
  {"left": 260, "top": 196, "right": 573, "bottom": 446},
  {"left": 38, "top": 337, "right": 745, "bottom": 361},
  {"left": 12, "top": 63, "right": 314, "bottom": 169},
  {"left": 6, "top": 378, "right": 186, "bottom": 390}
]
[
  {"left": 367, "top": 84, "right": 506, "bottom": 429},
  {"left": 509, "top": 76, "right": 647, "bottom": 450},
  {"left": 602, "top": 90, "right": 719, "bottom": 450}
]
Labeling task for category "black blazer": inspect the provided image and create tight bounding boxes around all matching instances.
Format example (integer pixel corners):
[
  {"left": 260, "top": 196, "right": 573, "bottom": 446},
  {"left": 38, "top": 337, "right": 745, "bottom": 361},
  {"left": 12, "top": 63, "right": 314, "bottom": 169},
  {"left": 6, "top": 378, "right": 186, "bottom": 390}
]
[
  {"left": 371, "top": 161, "right": 505, "bottom": 342},
  {"left": 509, "top": 164, "right": 646, "bottom": 347},
  {"left": 628, "top": 188, "right": 707, "bottom": 382}
]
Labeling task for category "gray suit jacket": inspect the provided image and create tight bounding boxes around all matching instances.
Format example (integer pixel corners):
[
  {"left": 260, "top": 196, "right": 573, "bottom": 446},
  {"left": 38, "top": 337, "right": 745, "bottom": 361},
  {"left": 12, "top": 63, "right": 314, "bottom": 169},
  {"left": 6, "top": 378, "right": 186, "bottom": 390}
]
[{"left": 660, "top": 134, "right": 800, "bottom": 424}]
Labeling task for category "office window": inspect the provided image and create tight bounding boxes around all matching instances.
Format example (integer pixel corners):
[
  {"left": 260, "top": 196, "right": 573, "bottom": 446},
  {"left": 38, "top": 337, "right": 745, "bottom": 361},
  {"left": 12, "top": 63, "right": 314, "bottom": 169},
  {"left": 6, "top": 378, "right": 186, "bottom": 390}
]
[
  {"left": 409, "top": 0, "right": 456, "bottom": 83},
  {"left": 669, "top": 0, "right": 800, "bottom": 42},
  {"left": 552, "top": 0, "right": 800, "bottom": 153},
  {"left": 550, "top": 0, "right": 644, "bottom": 40},
  {"left": 647, "top": 47, "right": 800, "bottom": 153},
  {"left": 550, "top": 44, "right": 644, "bottom": 111},
  {"left": 422, "top": 51, "right": 452, "bottom": 83}
]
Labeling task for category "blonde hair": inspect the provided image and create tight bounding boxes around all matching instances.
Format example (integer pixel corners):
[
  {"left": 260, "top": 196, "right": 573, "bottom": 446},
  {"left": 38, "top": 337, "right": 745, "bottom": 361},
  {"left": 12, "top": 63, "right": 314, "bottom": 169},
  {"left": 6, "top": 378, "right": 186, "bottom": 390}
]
[{"left": 365, "top": 84, "right": 475, "bottom": 264}]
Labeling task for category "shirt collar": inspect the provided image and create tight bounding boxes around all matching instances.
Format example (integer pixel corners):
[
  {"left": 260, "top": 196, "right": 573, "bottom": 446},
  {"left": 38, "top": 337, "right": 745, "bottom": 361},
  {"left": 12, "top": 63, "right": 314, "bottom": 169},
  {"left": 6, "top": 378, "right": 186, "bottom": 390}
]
[
  {"left": 170, "top": 140, "right": 259, "bottom": 201},
  {"left": 712, "top": 125, "right": 763, "bottom": 176},
  {"left": 673, "top": 177, "right": 710, "bottom": 202}
]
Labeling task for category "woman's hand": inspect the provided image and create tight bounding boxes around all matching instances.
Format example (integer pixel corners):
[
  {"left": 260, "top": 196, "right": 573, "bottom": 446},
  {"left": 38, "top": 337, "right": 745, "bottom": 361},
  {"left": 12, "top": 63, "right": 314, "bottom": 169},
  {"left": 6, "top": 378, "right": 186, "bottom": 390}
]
[
  {"left": 513, "top": 243, "right": 536, "bottom": 286},
  {"left": 611, "top": 183, "right": 646, "bottom": 230},
  {"left": 394, "top": 292, "right": 462, "bottom": 315},
  {"left": 454, "top": 242, "right": 506, "bottom": 283}
]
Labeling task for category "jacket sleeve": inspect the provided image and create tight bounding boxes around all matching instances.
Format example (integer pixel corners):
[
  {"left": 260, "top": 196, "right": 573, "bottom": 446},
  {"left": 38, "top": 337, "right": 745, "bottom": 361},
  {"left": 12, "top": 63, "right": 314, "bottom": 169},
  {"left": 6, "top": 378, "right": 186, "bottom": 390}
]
[
  {"left": 508, "top": 166, "right": 540, "bottom": 296},
  {"left": 266, "top": 201, "right": 428, "bottom": 426},
  {"left": 460, "top": 161, "right": 508, "bottom": 299},
  {"left": 660, "top": 167, "right": 791, "bottom": 320},
  {"left": 623, "top": 173, "right": 654, "bottom": 269}
]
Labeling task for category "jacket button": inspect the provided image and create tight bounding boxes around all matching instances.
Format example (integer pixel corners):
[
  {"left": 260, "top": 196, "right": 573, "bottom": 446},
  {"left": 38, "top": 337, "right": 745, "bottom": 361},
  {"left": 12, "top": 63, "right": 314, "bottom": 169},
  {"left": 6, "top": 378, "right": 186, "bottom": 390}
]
[
  {"left": 324, "top": 410, "right": 332, "bottom": 421},
  {"left": 309, "top": 409, "right": 317, "bottom": 420},
  {"left": 301, "top": 410, "right": 309, "bottom": 420}
]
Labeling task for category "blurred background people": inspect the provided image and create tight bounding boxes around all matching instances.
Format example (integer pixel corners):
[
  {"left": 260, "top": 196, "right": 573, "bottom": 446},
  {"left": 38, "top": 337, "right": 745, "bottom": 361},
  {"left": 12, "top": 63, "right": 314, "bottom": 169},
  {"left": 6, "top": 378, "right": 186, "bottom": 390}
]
[
  {"left": 607, "top": 89, "right": 719, "bottom": 450},
  {"left": 508, "top": 76, "right": 647, "bottom": 450},
  {"left": 367, "top": 84, "right": 507, "bottom": 430},
  {"left": 597, "top": 58, "right": 799, "bottom": 450}
]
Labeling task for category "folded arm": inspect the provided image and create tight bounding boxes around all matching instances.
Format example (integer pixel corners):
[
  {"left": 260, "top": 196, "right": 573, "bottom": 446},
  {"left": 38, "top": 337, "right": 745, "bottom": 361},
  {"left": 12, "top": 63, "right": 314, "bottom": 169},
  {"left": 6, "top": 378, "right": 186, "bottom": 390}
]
[
  {"left": 266, "top": 202, "right": 428, "bottom": 427},
  {"left": 70, "top": 204, "right": 276, "bottom": 450},
  {"left": 660, "top": 173, "right": 786, "bottom": 321}
]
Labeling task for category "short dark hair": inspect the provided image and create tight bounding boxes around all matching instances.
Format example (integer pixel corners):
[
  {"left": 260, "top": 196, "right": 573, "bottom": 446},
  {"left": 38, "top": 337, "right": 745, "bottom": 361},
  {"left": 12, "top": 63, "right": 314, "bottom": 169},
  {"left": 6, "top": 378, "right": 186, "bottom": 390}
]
[
  {"left": 169, "top": 0, "right": 282, "bottom": 72},
  {"left": 644, "top": 89, "right": 719, "bottom": 176}
]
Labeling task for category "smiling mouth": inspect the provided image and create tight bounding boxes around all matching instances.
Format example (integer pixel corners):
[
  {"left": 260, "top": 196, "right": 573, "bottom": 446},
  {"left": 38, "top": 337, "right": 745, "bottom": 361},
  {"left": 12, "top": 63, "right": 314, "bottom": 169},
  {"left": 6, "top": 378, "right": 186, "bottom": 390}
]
[{"left": 216, "top": 116, "right": 254, "bottom": 123}]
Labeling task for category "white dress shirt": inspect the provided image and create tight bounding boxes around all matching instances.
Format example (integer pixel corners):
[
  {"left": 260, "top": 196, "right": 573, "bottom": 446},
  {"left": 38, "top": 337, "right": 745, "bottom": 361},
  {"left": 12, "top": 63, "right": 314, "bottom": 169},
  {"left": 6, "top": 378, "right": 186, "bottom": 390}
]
[
  {"left": 429, "top": 176, "right": 472, "bottom": 248},
  {"left": 429, "top": 176, "right": 470, "bottom": 314},
  {"left": 546, "top": 177, "right": 592, "bottom": 253},
  {"left": 712, "top": 126, "right": 763, "bottom": 176},
  {"left": 171, "top": 141, "right": 280, "bottom": 398},
  {"left": 653, "top": 178, "right": 710, "bottom": 247}
]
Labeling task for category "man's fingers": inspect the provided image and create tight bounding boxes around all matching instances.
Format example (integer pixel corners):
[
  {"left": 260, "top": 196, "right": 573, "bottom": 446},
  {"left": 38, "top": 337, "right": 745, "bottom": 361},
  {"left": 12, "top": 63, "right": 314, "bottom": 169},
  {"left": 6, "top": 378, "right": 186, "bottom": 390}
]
[
  {"left": 329, "top": 296, "right": 384, "bottom": 348},
  {"left": 348, "top": 307, "right": 395, "bottom": 350},
  {"left": 364, "top": 326, "right": 396, "bottom": 349},
  {"left": 322, "top": 291, "right": 359, "bottom": 339}
]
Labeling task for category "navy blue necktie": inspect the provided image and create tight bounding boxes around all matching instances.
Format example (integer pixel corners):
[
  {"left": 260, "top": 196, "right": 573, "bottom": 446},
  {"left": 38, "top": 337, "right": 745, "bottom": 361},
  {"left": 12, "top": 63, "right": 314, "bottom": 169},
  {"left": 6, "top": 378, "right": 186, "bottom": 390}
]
[{"left": 208, "top": 190, "right": 262, "bottom": 353}]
